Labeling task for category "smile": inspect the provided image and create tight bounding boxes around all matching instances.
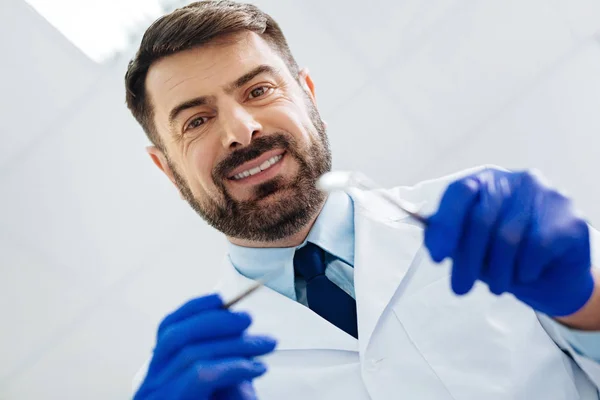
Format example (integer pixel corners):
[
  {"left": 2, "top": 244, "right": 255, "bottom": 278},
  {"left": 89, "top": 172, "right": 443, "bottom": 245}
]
[{"left": 231, "top": 154, "right": 284, "bottom": 180}]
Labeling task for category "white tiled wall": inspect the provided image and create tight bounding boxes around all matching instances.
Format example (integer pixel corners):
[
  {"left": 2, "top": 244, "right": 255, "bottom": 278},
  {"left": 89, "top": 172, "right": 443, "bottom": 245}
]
[
  {"left": 2, "top": 0, "right": 600, "bottom": 398},
  {"left": 0, "top": 0, "right": 101, "bottom": 170},
  {"left": 405, "top": 38, "right": 600, "bottom": 223}
]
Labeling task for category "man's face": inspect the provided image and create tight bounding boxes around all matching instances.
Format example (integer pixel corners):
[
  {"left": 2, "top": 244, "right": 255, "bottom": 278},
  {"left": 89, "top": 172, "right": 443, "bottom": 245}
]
[{"left": 145, "top": 31, "right": 331, "bottom": 242}]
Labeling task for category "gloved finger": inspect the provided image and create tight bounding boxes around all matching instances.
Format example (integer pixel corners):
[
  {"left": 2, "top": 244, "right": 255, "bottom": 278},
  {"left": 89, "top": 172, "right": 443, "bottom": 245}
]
[
  {"left": 486, "top": 177, "right": 533, "bottom": 294},
  {"left": 197, "top": 359, "right": 267, "bottom": 391},
  {"left": 485, "top": 219, "right": 519, "bottom": 296},
  {"left": 154, "top": 310, "right": 252, "bottom": 365},
  {"left": 133, "top": 382, "right": 163, "bottom": 400},
  {"left": 166, "top": 358, "right": 267, "bottom": 400},
  {"left": 451, "top": 249, "right": 475, "bottom": 295},
  {"left": 425, "top": 176, "right": 481, "bottom": 263},
  {"left": 513, "top": 172, "right": 575, "bottom": 283},
  {"left": 213, "top": 381, "right": 258, "bottom": 400},
  {"left": 516, "top": 190, "right": 567, "bottom": 283},
  {"left": 157, "top": 335, "right": 277, "bottom": 384},
  {"left": 158, "top": 294, "right": 223, "bottom": 339},
  {"left": 450, "top": 195, "right": 501, "bottom": 295}
]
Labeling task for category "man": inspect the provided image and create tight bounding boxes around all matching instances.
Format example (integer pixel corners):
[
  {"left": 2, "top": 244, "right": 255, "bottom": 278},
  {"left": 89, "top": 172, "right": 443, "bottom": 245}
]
[{"left": 125, "top": 1, "right": 600, "bottom": 398}]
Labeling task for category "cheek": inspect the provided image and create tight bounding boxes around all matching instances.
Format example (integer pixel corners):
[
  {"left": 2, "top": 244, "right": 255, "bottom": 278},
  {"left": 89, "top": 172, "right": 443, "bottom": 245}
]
[
  {"left": 268, "top": 102, "right": 313, "bottom": 143},
  {"left": 184, "top": 141, "right": 220, "bottom": 193}
]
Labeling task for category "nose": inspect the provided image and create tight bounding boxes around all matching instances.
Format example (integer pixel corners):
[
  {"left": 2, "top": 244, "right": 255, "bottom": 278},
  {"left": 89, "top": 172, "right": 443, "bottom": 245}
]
[{"left": 220, "top": 103, "right": 262, "bottom": 149}]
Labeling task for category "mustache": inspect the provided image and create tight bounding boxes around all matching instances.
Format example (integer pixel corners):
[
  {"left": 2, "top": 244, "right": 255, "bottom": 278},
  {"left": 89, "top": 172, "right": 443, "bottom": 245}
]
[{"left": 213, "top": 134, "right": 293, "bottom": 180}]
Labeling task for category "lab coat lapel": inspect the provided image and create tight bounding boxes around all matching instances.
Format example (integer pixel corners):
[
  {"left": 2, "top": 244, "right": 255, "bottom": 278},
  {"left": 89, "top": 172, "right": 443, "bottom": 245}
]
[
  {"left": 349, "top": 189, "right": 424, "bottom": 354},
  {"left": 216, "top": 259, "right": 359, "bottom": 352}
]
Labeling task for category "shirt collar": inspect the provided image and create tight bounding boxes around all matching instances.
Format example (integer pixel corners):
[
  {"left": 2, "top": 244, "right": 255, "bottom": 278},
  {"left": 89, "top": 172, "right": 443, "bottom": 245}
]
[
  {"left": 306, "top": 190, "right": 354, "bottom": 265},
  {"left": 227, "top": 190, "right": 355, "bottom": 298}
]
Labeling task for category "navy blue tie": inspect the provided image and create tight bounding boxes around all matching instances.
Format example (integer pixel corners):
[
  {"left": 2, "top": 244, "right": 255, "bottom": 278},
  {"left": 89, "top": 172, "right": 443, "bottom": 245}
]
[{"left": 293, "top": 242, "right": 358, "bottom": 338}]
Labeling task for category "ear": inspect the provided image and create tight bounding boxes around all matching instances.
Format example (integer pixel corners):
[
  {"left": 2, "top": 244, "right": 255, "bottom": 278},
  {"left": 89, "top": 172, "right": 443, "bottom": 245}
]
[
  {"left": 146, "top": 146, "right": 185, "bottom": 199},
  {"left": 298, "top": 67, "right": 317, "bottom": 104},
  {"left": 298, "top": 67, "right": 327, "bottom": 129}
]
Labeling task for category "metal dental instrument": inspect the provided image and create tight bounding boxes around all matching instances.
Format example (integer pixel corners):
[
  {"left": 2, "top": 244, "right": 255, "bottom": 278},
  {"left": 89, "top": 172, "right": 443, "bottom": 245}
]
[
  {"left": 316, "top": 171, "right": 429, "bottom": 226},
  {"left": 222, "top": 268, "right": 284, "bottom": 309}
]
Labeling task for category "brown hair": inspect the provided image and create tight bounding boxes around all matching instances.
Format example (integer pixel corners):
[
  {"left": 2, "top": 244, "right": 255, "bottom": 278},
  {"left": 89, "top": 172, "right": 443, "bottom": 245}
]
[{"left": 124, "top": 0, "right": 300, "bottom": 149}]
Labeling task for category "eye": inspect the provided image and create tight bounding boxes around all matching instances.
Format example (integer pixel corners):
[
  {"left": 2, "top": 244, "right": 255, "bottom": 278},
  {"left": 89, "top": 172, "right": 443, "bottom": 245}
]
[
  {"left": 248, "top": 86, "right": 271, "bottom": 99},
  {"left": 184, "top": 116, "right": 208, "bottom": 132}
]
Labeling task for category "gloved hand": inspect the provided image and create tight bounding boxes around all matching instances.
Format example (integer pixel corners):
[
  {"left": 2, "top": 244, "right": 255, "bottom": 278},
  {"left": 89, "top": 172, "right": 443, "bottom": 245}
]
[
  {"left": 424, "top": 168, "right": 595, "bottom": 317},
  {"left": 134, "top": 294, "right": 277, "bottom": 400}
]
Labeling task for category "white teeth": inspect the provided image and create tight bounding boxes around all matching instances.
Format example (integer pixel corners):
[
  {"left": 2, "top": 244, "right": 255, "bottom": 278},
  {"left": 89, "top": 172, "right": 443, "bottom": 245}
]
[
  {"left": 259, "top": 160, "right": 271, "bottom": 170},
  {"left": 232, "top": 154, "right": 283, "bottom": 180}
]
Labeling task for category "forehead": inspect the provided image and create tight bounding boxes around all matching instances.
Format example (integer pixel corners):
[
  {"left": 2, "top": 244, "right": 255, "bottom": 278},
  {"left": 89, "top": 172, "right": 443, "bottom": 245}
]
[{"left": 145, "top": 31, "right": 289, "bottom": 121}]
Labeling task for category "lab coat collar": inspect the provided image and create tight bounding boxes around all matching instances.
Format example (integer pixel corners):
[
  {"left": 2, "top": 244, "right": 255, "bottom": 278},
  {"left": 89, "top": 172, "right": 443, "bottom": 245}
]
[{"left": 349, "top": 188, "right": 426, "bottom": 355}]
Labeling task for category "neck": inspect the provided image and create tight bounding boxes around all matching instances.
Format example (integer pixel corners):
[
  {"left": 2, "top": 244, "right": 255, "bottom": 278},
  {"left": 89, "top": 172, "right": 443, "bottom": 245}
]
[{"left": 227, "top": 200, "right": 326, "bottom": 249}]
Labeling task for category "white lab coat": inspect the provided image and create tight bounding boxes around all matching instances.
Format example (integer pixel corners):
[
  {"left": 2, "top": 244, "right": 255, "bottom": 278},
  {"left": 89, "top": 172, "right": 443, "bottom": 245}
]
[{"left": 214, "top": 166, "right": 600, "bottom": 399}]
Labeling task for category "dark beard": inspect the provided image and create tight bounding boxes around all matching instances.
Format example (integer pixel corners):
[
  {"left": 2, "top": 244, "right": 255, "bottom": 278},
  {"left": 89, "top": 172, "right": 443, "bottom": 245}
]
[{"left": 168, "top": 99, "right": 332, "bottom": 242}]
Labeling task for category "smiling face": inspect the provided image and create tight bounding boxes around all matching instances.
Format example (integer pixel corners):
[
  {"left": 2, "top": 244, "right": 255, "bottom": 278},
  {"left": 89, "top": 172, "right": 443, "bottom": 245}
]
[{"left": 145, "top": 31, "right": 331, "bottom": 244}]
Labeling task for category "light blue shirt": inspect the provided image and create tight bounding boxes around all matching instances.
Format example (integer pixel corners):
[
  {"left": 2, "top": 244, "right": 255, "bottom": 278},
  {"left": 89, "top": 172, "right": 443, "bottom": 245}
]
[
  {"left": 227, "top": 190, "right": 600, "bottom": 360},
  {"left": 228, "top": 190, "right": 355, "bottom": 306}
]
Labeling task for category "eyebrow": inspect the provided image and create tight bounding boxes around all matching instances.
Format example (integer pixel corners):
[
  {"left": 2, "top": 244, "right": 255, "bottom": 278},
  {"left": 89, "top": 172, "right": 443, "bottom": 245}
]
[
  {"left": 223, "top": 64, "right": 278, "bottom": 94},
  {"left": 168, "top": 96, "right": 210, "bottom": 127},
  {"left": 167, "top": 65, "right": 280, "bottom": 127}
]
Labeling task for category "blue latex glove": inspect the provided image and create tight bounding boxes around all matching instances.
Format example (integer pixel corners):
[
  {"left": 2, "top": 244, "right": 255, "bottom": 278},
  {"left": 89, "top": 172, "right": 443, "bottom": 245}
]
[
  {"left": 424, "top": 168, "right": 594, "bottom": 317},
  {"left": 134, "top": 294, "right": 277, "bottom": 400}
]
